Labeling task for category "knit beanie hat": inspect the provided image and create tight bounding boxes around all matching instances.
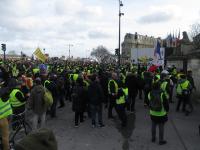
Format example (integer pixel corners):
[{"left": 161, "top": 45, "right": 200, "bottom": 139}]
[{"left": 15, "top": 128, "right": 57, "bottom": 150}]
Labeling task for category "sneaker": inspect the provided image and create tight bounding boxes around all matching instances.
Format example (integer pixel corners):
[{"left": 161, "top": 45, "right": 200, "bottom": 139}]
[
  {"left": 159, "top": 140, "right": 167, "bottom": 145},
  {"left": 75, "top": 125, "right": 79, "bottom": 128},
  {"left": 92, "top": 124, "right": 96, "bottom": 128}
]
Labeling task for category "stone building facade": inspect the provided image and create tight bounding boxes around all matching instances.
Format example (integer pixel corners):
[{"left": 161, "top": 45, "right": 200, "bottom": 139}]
[{"left": 121, "top": 33, "right": 159, "bottom": 61}]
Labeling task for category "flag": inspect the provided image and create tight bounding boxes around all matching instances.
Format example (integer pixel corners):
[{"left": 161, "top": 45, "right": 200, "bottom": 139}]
[
  {"left": 33, "top": 48, "right": 47, "bottom": 62},
  {"left": 178, "top": 29, "right": 180, "bottom": 39},
  {"left": 154, "top": 40, "right": 161, "bottom": 59}
]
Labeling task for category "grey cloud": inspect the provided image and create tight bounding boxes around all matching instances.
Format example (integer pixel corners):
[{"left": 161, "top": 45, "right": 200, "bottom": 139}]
[
  {"left": 62, "top": 20, "right": 89, "bottom": 33},
  {"left": 137, "top": 11, "right": 173, "bottom": 24},
  {"left": 88, "top": 31, "right": 111, "bottom": 39}
]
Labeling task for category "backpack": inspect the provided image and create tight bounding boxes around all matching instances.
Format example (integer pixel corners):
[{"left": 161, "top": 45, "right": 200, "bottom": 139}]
[
  {"left": 43, "top": 88, "right": 53, "bottom": 107},
  {"left": 149, "top": 91, "right": 162, "bottom": 112}
]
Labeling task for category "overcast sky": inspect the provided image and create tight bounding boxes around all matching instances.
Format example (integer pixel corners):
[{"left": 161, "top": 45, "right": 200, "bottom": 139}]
[{"left": 0, "top": 0, "right": 200, "bottom": 58}]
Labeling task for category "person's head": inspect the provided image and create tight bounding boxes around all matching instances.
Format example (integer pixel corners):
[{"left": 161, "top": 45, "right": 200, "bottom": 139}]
[
  {"left": 111, "top": 72, "right": 118, "bottom": 80},
  {"left": 76, "top": 77, "right": 84, "bottom": 86},
  {"left": 187, "top": 70, "right": 192, "bottom": 76},
  {"left": 90, "top": 74, "right": 97, "bottom": 82},
  {"left": 180, "top": 74, "right": 186, "bottom": 79},
  {"left": 49, "top": 74, "right": 57, "bottom": 81},
  {"left": 35, "top": 77, "right": 41, "bottom": 85}
]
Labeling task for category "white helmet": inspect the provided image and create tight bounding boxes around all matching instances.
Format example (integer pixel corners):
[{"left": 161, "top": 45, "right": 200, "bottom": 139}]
[{"left": 161, "top": 70, "right": 169, "bottom": 75}]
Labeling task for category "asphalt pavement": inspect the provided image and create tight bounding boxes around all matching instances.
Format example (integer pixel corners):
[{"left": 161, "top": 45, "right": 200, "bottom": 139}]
[{"left": 46, "top": 96, "right": 200, "bottom": 150}]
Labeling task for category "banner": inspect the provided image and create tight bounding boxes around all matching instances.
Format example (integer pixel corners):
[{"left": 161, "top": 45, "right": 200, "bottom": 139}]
[
  {"left": 131, "top": 48, "right": 165, "bottom": 66},
  {"left": 33, "top": 48, "right": 47, "bottom": 62}
]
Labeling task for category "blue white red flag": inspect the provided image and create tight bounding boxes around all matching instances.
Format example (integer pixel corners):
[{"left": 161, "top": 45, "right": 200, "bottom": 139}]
[{"left": 154, "top": 40, "right": 161, "bottom": 59}]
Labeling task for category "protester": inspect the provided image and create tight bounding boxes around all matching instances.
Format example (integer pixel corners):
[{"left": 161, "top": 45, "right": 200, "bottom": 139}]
[
  {"left": 88, "top": 74, "right": 104, "bottom": 128},
  {"left": 72, "top": 77, "right": 87, "bottom": 127},
  {"left": 29, "top": 78, "right": 46, "bottom": 130},
  {"left": 147, "top": 82, "right": 169, "bottom": 145}
]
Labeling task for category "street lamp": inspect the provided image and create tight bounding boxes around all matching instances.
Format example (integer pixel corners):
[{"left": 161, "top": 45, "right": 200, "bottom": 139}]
[
  {"left": 67, "top": 44, "right": 73, "bottom": 59},
  {"left": 118, "top": 0, "right": 124, "bottom": 68}
]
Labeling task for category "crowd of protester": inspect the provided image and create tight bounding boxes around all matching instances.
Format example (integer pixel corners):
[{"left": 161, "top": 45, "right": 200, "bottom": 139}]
[{"left": 0, "top": 59, "right": 197, "bottom": 149}]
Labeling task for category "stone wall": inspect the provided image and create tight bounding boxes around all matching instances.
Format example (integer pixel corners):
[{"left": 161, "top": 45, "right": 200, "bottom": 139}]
[
  {"left": 166, "top": 60, "right": 183, "bottom": 70},
  {"left": 181, "top": 44, "right": 194, "bottom": 55},
  {"left": 187, "top": 58, "right": 200, "bottom": 101}
]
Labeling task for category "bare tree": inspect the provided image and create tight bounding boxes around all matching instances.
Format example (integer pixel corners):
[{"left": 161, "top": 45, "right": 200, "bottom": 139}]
[
  {"left": 8, "top": 50, "right": 17, "bottom": 55},
  {"left": 90, "top": 45, "right": 116, "bottom": 63},
  {"left": 190, "top": 23, "right": 200, "bottom": 49}
]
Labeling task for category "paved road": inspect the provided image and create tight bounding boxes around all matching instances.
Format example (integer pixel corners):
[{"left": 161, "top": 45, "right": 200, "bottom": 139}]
[{"left": 46, "top": 97, "right": 200, "bottom": 150}]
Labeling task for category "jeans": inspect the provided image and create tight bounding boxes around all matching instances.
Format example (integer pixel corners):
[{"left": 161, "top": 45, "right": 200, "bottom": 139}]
[
  {"left": 32, "top": 113, "right": 46, "bottom": 131},
  {"left": 152, "top": 121, "right": 164, "bottom": 141},
  {"left": 0, "top": 118, "right": 9, "bottom": 150},
  {"left": 90, "top": 104, "right": 103, "bottom": 125}
]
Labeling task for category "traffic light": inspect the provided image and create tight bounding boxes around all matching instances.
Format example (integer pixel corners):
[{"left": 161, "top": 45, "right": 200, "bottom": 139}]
[
  {"left": 115, "top": 48, "right": 119, "bottom": 56},
  {"left": 134, "top": 32, "right": 138, "bottom": 40},
  {"left": 1, "top": 44, "right": 6, "bottom": 51}
]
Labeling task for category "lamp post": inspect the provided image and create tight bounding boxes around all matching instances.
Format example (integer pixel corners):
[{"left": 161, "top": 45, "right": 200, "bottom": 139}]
[
  {"left": 118, "top": 0, "right": 124, "bottom": 68},
  {"left": 67, "top": 44, "right": 73, "bottom": 59}
]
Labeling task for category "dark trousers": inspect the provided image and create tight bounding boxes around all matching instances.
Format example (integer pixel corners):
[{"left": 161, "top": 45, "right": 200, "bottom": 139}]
[
  {"left": 50, "top": 98, "right": 58, "bottom": 118},
  {"left": 144, "top": 90, "right": 150, "bottom": 105},
  {"left": 176, "top": 96, "right": 184, "bottom": 111},
  {"left": 169, "top": 86, "right": 174, "bottom": 102},
  {"left": 184, "top": 95, "right": 193, "bottom": 114},
  {"left": 12, "top": 106, "right": 25, "bottom": 130},
  {"left": 90, "top": 104, "right": 103, "bottom": 125},
  {"left": 115, "top": 104, "right": 127, "bottom": 127},
  {"left": 75, "top": 112, "right": 83, "bottom": 126},
  {"left": 108, "top": 95, "right": 116, "bottom": 118},
  {"left": 127, "top": 94, "right": 136, "bottom": 112},
  {"left": 58, "top": 92, "right": 65, "bottom": 107},
  {"left": 139, "top": 89, "right": 143, "bottom": 100},
  {"left": 176, "top": 95, "right": 193, "bottom": 113},
  {"left": 152, "top": 121, "right": 164, "bottom": 141}
]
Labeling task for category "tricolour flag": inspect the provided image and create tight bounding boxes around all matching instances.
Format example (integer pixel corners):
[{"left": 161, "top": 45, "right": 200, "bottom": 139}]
[
  {"left": 154, "top": 40, "right": 161, "bottom": 59},
  {"left": 33, "top": 48, "right": 47, "bottom": 62}
]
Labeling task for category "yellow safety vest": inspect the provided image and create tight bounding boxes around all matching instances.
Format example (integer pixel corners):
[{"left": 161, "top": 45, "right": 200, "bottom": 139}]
[
  {"left": 108, "top": 79, "right": 118, "bottom": 94},
  {"left": 44, "top": 80, "right": 51, "bottom": 88},
  {"left": 0, "top": 98, "right": 13, "bottom": 119},
  {"left": 83, "top": 80, "right": 89, "bottom": 89},
  {"left": 73, "top": 74, "right": 79, "bottom": 82},
  {"left": 148, "top": 93, "right": 167, "bottom": 117},
  {"left": 9, "top": 89, "right": 25, "bottom": 108},
  {"left": 122, "top": 88, "right": 128, "bottom": 97},
  {"left": 33, "top": 68, "right": 40, "bottom": 74},
  {"left": 116, "top": 95, "right": 126, "bottom": 105},
  {"left": 176, "top": 80, "right": 190, "bottom": 95},
  {"left": 160, "top": 81, "right": 169, "bottom": 99}
]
